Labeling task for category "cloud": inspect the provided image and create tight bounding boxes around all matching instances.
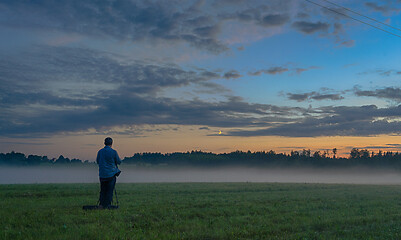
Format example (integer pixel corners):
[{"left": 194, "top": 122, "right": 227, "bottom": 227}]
[
  {"left": 295, "top": 68, "right": 309, "bottom": 74},
  {"left": 0, "top": 0, "right": 302, "bottom": 54},
  {"left": 260, "top": 14, "right": 290, "bottom": 27},
  {"left": 361, "top": 144, "right": 401, "bottom": 150},
  {"left": 0, "top": 0, "right": 229, "bottom": 53},
  {"left": 249, "top": 65, "right": 319, "bottom": 76},
  {"left": 5, "top": 49, "right": 401, "bottom": 140},
  {"left": 369, "top": 69, "right": 401, "bottom": 76},
  {"left": 316, "top": 11, "right": 355, "bottom": 47},
  {"left": 365, "top": 2, "right": 400, "bottom": 14},
  {"left": 0, "top": 45, "right": 211, "bottom": 129},
  {"left": 354, "top": 87, "right": 401, "bottom": 102},
  {"left": 223, "top": 70, "right": 242, "bottom": 79},
  {"left": 226, "top": 104, "right": 401, "bottom": 137},
  {"left": 287, "top": 93, "right": 310, "bottom": 102},
  {"left": 0, "top": 141, "right": 52, "bottom": 146},
  {"left": 340, "top": 40, "right": 355, "bottom": 47},
  {"left": 249, "top": 67, "right": 289, "bottom": 76},
  {"left": 311, "top": 93, "right": 343, "bottom": 101},
  {"left": 265, "top": 67, "right": 289, "bottom": 75},
  {"left": 0, "top": 93, "right": 305, "bottom": 137},
  {"left": 0, "top": 0, "right": 361, "bottom": 52},
  {"left": 220, "top": 2, "right": 292, "bottom": 28},
  {"left": 292, "top": 21, "right": 330, "bottom": 34},
  {"left": 294, "top": 66, "right": 320, "bottom": 74},
  {"left": 0, "top": 45, "right": 307, "bottom": 137},
  {"left": 333, "top": 23, "right": 355, "bottom": 47},
  {"left": 296, "top": 12, "right": 310, "bottom": 19},
  {"left": 194, "top": 82, "right": 232, "bottom": 94},
  {"left": 287, "top": 91, "right": 344, "bottom": 102}
]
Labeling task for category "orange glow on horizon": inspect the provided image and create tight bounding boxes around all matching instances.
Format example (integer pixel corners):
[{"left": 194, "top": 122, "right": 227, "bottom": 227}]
[{"left": 2, "top": 126, "right": 400, "bottom": 161}]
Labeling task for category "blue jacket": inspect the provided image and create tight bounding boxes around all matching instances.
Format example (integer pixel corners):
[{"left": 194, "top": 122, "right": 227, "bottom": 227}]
[{"left": 96, "top": 146, "right": 121, "bottom": 178}]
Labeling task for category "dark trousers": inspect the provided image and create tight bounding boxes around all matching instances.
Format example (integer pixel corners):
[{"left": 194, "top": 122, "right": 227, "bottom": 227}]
[{"left": 99, "top": 176, "right": 116, "bottom": 207}]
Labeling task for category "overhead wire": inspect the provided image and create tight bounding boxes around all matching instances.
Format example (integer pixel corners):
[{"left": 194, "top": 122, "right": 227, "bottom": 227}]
[
  {"left": 320, "top": 0, "right": 401, "bottom": 33},
  {"left": 304, "top": 0, "right": 401, "bottom": 39}
]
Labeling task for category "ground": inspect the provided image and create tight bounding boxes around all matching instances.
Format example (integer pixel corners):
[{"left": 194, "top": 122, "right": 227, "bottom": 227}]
[{"left": 1, "top": 183, "right": 401, "bottom": 239}]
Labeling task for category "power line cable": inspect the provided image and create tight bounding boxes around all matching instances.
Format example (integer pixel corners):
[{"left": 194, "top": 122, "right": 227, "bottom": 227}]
[
  {"left": 304, "top": 0, "right": 401, "bottom": 39},
  {"left": 320, "top": 0, "right": 401, "bottom": 33}
]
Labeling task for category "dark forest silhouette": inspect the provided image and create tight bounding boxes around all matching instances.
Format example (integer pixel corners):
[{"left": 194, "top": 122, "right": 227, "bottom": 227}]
[{"left": 2, "top": 148, "right": 401, "bottom": 169}]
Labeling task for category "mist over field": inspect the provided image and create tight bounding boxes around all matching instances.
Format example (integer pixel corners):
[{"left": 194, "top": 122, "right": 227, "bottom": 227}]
[{"left": 1, "top": 166, "right": 401, "bottom": 185}]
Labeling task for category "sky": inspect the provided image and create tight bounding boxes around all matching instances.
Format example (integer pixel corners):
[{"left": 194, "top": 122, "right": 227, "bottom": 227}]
[{"left": 1, "top": 0, "right": 401, "bottom": 160}]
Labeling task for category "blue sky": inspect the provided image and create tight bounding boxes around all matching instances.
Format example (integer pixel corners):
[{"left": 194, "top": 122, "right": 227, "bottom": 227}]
[{"left": 1, "top": 0, "right": 401, "bottom": 159}]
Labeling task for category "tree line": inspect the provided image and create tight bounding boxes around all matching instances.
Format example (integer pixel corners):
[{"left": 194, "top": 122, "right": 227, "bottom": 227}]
[
  {"left": 0, "top": 152, "right": 89, "bottom": 166},
  {"left": 2, "top": 148, "right": 401, "bottom": 168}
]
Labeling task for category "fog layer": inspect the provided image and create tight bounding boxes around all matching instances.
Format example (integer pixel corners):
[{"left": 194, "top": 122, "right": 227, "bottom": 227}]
[{"left": 1, "top": 166, "right": 401, "bottom": 184}]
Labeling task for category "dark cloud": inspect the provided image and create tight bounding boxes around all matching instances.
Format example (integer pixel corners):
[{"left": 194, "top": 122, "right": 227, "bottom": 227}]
[
  {"left": 292, "top": 21, "right": 330, "bottom": 34},
  {"left": 371, "top": 69, "right": 401, "bottom": 76},
  {"left": 194, "top": 82, "right": 231, "bottom": 94},
  {"left": 249, "top": 67, "right": 289, "bottom": 76},
  {"left": 260, "top": 14, "right": 290, "bottom": 27},
  {"left": 295, "top": 66, "right": 320, "bottom": 74},
  {"left": 5, "top": 46, "right": 397, "bottom": 139},
  {"left": 0, "top": 45, "right": 307, "bottom": 137},
  {"left": 287, "top": 91, "right": 343, "bottom": 102},
  {"left": 311, "top": 93, "right": 344, "bottom": 101},
  {"left": 320, "top": 7, "right": 349, "bottom": 20},
  {"left": 333, "top": 23, "right": 343, "bottom": 35},
  {"left": 0, "top": 141, "right": 52, "bottom": 146},
  {"left": 248, "top": 71, "right": 263, "bottom": 76},
  {"left": 0, "top": 93, "right": 304, "bottom": 136},
  {"left": 214, "top": 0, "right": 247, "bottom": 5},
  {"left": 193, "top": 25, "right": 221, "bottom": 38},
  {"left": 365, "top": 2, "right": 399, "bottom": 14},
  {"left": 354, "top": 87, "right": 401, "bottom": 102},
  {"left": 314, "top": 9, "right": 355, "bottom": 47},
  {"left": 295, "top": 68, "right": 308, "bottom": 74},
  {"left": 227, "top": 104, "right": 401, "bottom": 137},
  {"left": 221, "top": 5, "right": 291, "bottom": 28},
  {"left": 0, "top": 0, "right": 228, "bottom": 53},
  {"left": 340, "top": 40, "right": 355, "bottom": 47},
  {"left": 250, "top": 66, "right": 319, "bottom": 76},
  {"left": 266, "top": 67, "right": 289, "bottom": 75},
  {"left": 226, "top": 7, "right": 267, "bottom": 22},
  {"left": 223, "top": 70, "right": 242, "bottom": 79},
  {"left": 287, "top": 93, "right": 310, "bottom": 102},
  {"left": 0, "top": 45, "right": 223, "bottom": 97},
  {"left": 0, "top": 0, "right": 359, "bottom": 52},
  {"left": 331, "top": 23, "right": 355, "bottom": 48},
  {"left": 386, "top": 144, "right": 401, "bottom": 147},
  {"left": 296, "top": 12, "right": 310, "bottom": 19},
  {"left": 361, "top": 144, "right": 401, "bottom": 150}
]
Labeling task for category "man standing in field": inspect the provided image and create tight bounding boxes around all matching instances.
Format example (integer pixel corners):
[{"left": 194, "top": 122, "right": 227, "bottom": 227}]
[{"left": 96, "top": 137, "right": 121, "bottom": 209}]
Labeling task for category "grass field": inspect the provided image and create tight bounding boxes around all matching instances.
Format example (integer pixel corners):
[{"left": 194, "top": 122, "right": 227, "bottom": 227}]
[{"left": 1, "top": 183, "right": 401, "bottom": 239}]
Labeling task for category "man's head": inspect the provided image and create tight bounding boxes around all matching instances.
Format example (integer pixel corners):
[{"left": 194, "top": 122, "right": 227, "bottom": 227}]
[{"left": 104, "top": 137, "right": 113, "bottom": 146}]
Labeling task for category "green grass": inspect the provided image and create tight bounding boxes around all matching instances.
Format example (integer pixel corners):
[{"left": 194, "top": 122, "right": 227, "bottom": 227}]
[{"left": 1, "top": 183, "right": 401, "bottom": 239}]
